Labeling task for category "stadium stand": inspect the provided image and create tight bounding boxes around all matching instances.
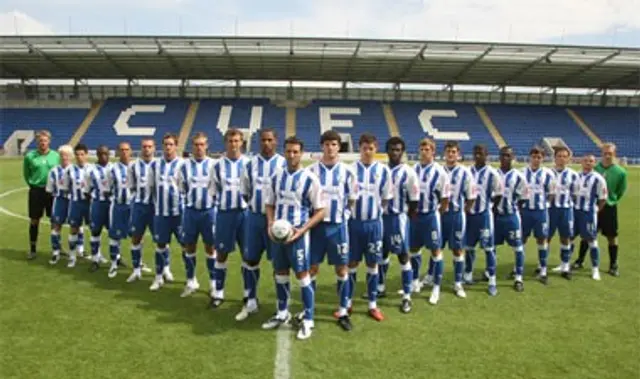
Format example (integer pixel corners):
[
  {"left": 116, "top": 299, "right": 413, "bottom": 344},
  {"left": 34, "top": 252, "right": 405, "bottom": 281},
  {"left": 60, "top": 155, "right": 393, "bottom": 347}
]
[{"left": 571, "top": 107, "right": 640, "bottom": 158}]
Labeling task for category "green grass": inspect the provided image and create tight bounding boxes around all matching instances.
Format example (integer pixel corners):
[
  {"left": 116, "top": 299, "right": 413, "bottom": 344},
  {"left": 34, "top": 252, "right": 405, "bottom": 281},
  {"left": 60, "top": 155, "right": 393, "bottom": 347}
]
[{"left": 0, "top": 158, "right": 638, "bottom": 379}]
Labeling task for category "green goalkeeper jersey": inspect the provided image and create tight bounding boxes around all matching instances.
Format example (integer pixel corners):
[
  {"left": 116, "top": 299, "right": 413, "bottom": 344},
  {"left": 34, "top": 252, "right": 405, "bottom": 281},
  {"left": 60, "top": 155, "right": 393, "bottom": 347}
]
[
  {"left": 595, "top": 162, "right": 627, "bottom": 206},
  {"left": 23, "top": 149, "right": 60, "bottom": 188}
]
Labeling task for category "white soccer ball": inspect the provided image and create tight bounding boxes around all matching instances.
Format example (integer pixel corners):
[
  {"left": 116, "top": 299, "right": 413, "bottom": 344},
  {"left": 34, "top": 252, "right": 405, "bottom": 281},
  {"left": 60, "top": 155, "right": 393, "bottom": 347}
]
[{"left": 271, "top": 219, "right": 293, "bottom": 243}]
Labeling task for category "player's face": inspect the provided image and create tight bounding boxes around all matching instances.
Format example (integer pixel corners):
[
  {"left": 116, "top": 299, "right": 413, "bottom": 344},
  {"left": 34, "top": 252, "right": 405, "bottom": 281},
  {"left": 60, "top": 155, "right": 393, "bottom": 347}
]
[
  {"left": 118, "top": 143, "right": 132, "bottom": 162},
  {"left": 141, "top": 140, "right": 155, "bottom": 159},
  {"left": 97, "top": 147, "right": 110, "bottom": 165},
  {"left": 473, "top": 147, "right": 487, "bottom": 165},
  {"left": 163, "top": 138, "right": 177, "bottom": 157},
  {"left": 192, "top": 137, "right": 208, "bottom": 158},
  {"left": 322, "top": 140, "right": 340, "bottom": 160},
  {"left": 260, "top": 132, "right": 276, "bottom": 155},
  {"left": 582, "top": 155, "right": 596, "bottom": 171},
  {"left": 37, "top": 135, "right": 50, "bottom": 152},
  {"left": 419, "top": 144, "right": 434, "bottom": 162},
  {"left": 601, "top": 146, "right": 615, "bottom": 165},
  {"left": 445, "top": 147, "right": 459, "bottom": 165},
  {"left": 60, "top": 151, "right": 72, "bottom": 167},
  {"left": 499, "top": 149, "right": 513, "bottom": 167},
  {"left": 226, "top": 134, "right": 243, "bottom": 155},
  {"left": 555, "top": 150, "right": 570, "bottom": 167},
  {"left": 359, "top": 142, "right": 376, "bottom": 163},
  {"left": 529, "top": 152, "right": 543, "bottom": 168},
  {"left": 387, "top": 143, "right": 403, "bottom": 163},
  {"left": 285, "top": 143, "right": 302, "bottom": 168},
  {"left": 75, "top": 150, "right": 87, "bottom": 165}
]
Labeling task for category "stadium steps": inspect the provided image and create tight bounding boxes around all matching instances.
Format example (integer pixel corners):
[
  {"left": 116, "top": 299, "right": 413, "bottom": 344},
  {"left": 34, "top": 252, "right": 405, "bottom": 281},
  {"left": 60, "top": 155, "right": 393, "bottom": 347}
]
[
  {"left": 68, "top": 100, "right": 103, "bottom": 146},
  {"left": 382, "top": 103, "right": 401, "bottom": 137},
  {"left": 286, "top": 106, "right": 296, "bottom": 137},
  {"left": 474, "top": 105, "right": 507, "bottom": 148},
  {"left": 177, "top": 100, "right": 201, "bottom": 152},
  {"left": 565, "top": 108, "right": 603, "bottom": 148}
]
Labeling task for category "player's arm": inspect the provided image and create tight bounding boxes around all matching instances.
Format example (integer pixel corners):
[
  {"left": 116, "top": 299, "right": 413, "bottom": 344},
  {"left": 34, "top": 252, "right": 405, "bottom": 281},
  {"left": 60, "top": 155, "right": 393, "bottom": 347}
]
[
  {"left": 464, "top": 173, "right": 476, "bottom": 213},
  {"left": 45, "top": 170, "right": 55, "bottom": 194},
  {"left": 177, "top": 163, "right": 187, "bottom": 195},
  {"left": 208, "top": 160, "right": 221, "bottom": 198},
  {"left": 22, "top": 154, "right": 30, "bottom": 185},
  {"left": 127, "top": 164, "right": 136, "bottom": 194},
  {"left": 241, "top": 160, "right": 251, "bottom": 203},
  {"left": 439, "top": 170, "right": 451, "bottom": 214},
  {"left": 516, "top": 175, "right": 528, "bottom": 210},
  {"left": 289, "top": 177, "right": 325, "bottom": 243},
  {"left": 265, "top": 176, "right": 277, "bottom": 241},
  {"left": 406, "top": 169, "right": 420, "bottom": 218},
  {"left": 597, "top": 177, "right": 608, "bottom": 213},
  {"left": 616, "top": 169, "right": 627, "bottom": 201},
  {"left": 346, "top": 166, "right": 358, "bottom": 214},
  {"left": 380, "top": 166, "right": 393, "bottom": 209},
  {"left": 83, "top": 169, "right": 94, "bottom": 198},
  {"left": 545, "top": 170, "right": 556, "bottom": 204},
  {"left": 491, "top": 171, "right": 504, "bottom": 214}
]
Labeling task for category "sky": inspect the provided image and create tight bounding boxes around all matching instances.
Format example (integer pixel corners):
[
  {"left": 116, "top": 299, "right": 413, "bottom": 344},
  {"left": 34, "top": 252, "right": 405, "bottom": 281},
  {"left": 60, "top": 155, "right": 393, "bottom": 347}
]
[{"left": 0, "top": 0, "right": 639, "bottom": 47}]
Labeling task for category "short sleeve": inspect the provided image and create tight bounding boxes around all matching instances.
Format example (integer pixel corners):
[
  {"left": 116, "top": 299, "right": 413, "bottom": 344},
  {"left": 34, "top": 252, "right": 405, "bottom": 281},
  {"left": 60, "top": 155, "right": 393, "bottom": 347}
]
[
  {"left": 265, "top": 173, "right": 277, "bottom": 206},
  {"left": 406, "top": 168, "right": 420, "bottom": 202},
  {"left": 45, "top": 171, "right": 55, "bottom": 194},
  {"left": 308, "top": 175, "right": 325, "bottom": 210},
  {"left": 380, "top": 166, "right": 393, "bottom": 201},
  {"left": 439, "top": 169, "right": 451, "bottom": 199}
]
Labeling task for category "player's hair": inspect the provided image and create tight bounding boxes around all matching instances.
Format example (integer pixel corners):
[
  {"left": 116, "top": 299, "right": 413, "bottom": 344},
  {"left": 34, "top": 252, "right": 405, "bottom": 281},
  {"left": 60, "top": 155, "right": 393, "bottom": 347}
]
[
  {"left": 601, "top": 142, "right": 617, "bottom": 152},
  {"left": 499, "top": 145, "right": 513, "bottom": 154},
  {"left": 259, "top": 128, "right": 277, "bottom": 139},
  {"left": 444, "top": 140, "right": 460, "bottom": 152},
  {"left": 141, "top": 137, "right": 155, "bottom": 144},
  {"left": 419, "top": 138, "right": 436, "bottom": 150},
  {"left": 225, "top": 128, "right": 244, "bottom": 142},
  {"left": 385, "top": 136, "right": 406, "bottom": 152},
  {"left": 320, "top": 130, "right": 341, "bottom": 145},
  {"left": 74, "top": 143, "right": 88, "bottom": 153},
  {"left": 473, "top": 144, "right": 488, "bottom": 153},
  {"left": 553, "top": 146, "right": 571, "bottom": 157},
  {"left": 191, "top": 132, "right": 208, "bottom": 142},
  {"left": 58, "top": 144, "right": 73, "bottom": 156},
  {"left": 358, "top": 133, "right": 377, "bottom": 146},
  {"left": 162, "top": 133, "right": 179, "bottom": 145},
  {"left": 97, "top": 144, "right": 109, "bottom": 152},
  {"left": 529, "top": 146, "right": 545, "bottom": 156},
  {"left": 118, "top": 141, "right": 131, "bottom": 149},
  {"left": 36, "top": 130, "right": 51, "bottom": 140},
  {"left": 284, "top": 136, "right": 304, "bottom": 151}
]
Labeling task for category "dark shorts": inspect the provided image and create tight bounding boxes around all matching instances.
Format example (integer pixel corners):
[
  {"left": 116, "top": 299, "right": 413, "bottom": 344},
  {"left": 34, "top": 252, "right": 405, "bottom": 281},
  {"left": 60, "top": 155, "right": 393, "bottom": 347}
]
[
  {"left": 597, "top": 204, "right": 618, "bottom": 238},
  {"left": 28, "top": 187, "right": 52, "bottom": 220}
]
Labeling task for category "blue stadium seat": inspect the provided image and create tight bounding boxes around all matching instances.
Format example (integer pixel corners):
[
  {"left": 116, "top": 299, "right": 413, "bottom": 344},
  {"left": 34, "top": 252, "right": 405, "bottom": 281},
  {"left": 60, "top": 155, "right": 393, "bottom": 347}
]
[
  {"left": 0, "top": 108, "right": 89, "bottom": 149},
  {"left": 572, "top": 107, "right": 640, "bottom": 158}
]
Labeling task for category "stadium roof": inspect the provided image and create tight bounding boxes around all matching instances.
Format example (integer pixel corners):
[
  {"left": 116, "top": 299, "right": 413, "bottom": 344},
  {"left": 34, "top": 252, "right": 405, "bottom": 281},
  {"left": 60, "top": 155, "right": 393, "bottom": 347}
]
[{"left": 0, "top": 36, "right": 639, "bottom": 90}]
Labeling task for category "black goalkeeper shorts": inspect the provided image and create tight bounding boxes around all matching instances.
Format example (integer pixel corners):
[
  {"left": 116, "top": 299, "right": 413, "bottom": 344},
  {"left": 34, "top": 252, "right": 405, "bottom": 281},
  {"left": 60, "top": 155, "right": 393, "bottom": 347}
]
[
  {"left": 597, "top": 204, "right": 618, "bottom": 238},
  {"left": 28, "top": 186, "right": 53, "bottom": 220}
]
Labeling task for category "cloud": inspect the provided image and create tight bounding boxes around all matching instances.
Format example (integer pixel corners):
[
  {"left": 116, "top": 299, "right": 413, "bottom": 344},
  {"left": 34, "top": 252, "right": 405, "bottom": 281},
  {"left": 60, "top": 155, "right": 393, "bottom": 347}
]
[{"left": 0, "top": 10, "right": 54, "bottom": 35}]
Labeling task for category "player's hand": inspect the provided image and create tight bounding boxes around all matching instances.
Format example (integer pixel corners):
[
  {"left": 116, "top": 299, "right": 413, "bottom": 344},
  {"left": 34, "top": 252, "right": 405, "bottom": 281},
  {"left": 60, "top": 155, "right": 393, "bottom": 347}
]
[
  {"left": 267, "top": 224, "right": 277, "bottom": 242},
  {"left": 286, "top": 227, "right": 304, "bottom": 244}
]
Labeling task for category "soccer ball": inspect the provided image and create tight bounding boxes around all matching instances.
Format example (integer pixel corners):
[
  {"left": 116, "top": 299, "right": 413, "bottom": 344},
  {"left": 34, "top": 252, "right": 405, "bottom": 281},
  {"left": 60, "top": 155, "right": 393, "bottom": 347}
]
[{"left": 271, "top": 219, "right": 293, "bottom": 243}]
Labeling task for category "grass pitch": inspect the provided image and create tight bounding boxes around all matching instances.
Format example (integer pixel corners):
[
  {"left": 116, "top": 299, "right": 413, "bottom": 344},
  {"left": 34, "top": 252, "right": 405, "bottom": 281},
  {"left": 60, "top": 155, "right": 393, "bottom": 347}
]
[{"left": 0, "top": 158, "right": 638, "bottom": 379}]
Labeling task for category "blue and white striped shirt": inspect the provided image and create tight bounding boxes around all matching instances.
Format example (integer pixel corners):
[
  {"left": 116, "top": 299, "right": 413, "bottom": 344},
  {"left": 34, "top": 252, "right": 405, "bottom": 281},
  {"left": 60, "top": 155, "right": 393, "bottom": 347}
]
[
  {"left": 469, "top": 165, "right": 502, "bottom": 215},
  {"left": 496, "top": 168, "right": 527, "bottom": 215},
  {"left": 46, "top": 165, "right": 68, "bottom": 199},
  {"left": 574, "top": 171, "right": 608, "bottom": 213},
  {"left": 444, "top": 164, "right": 475, "bottom": 213},
  {"left": 307, "top": 161, "right": 356, "bottom": 223},
  {"left": 242, "top": 154, "right": 286, "bottom": 214},
  {"left": 149, "top": 157, "right": 183, "bottom": 217},
  {"left": 86, "top": 163, "right": 112, "bottom": 202},
  {"left": 64, "top": 164, "right": 92, "bottom": 202},
  {"left": 211, "top": 156, "right": 248, "bottom": 211},
  {"left": 385, "top": 163, "right": 420, "bottom": 215},
  {"left": 550, "top": 167, "right": 580, "bottom": 209},
  {"left": 414, "top": 162, "right": 450, "bottom": 214},
  {"left": 179, "top": 157, "right": 216, "bottom": 210},
  {"left": 128, "top": 158, "right": 154, "bottom": 205},
  {"left": 109, "top": 162, "right": 131, "bottom": 205},
  {"left": 351, "top": 161, "right": 392, "bottom": 221},
  {"left": 266, "top": 168, "right": 324, "bottom": 228},
  {"left": 521, "top": 166, "right": 555, "bottom": 211}
]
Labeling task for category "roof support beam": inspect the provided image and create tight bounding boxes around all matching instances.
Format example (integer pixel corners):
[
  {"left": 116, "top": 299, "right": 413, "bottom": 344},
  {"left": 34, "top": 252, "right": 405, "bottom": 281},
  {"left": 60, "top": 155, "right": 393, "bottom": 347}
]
[
  {"left": 555, "top": 50, "right": 620, "bottom": 86},
  {"left": 453, "top": 46, "right": 493, "bottom": 81},
  {"left": 393, "top": 43, "right": 428, "bottom": 82},
  {"left": 87, "top": 38, "right": 130, "bottom": 78},
  {"left": 20, "top": 38, "right": 73, "bottom": 76},
  {"left": 155, "top": 38, "right": 183, "bottom": 78},
  {"left": 500, "top": 48, "right": 558, "bottom": 86},
  {"left": 344, "top": 41, "right": 361, "bottom": 81},
  {"left": 222, "top": 39, "right": 240, "bottom": 80}
]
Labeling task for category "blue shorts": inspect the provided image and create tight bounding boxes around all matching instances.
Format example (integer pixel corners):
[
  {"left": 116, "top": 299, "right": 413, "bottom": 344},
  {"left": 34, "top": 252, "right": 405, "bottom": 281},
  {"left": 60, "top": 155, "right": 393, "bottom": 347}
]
[
  {"left": 574, "top": 210, "right": 598, "bottom": 240},
  {"left": 549, "top": 207, "right": 574, "bottom": 239},
  {"left": 383, "top": 213, "right": 409, "bottom": 255},
  {"left": 410, "top": 212, "right": 441, "bottom": 251},
  {"left": 51, "top": 197, "right": 69, "bottom": 225},
  {"left": 271, "top": 231, "right": 310, "bottom": 273},
  {"left": 130, "top": 203, "right": 154, "bottom": 237},
  {"left": 153, "top": 215, "right": 182, "bottom": 245},
  {"left": 310, "top": 222, "right": 349, "bottom": 266},
  {"left": 182, "top": 207, "right": 216, "bottom": 245},
  {"left": 521, "top": 209, "right": 549, "bottom": 240},
  {"left": 349, "top": 219, "right": 383, "bottom": 265},
  {"left": 90, "top": 200, "right": 110, "bottom": 233},
  {"left": 441, "top": 211, "right": 466, "bottom": 250},
  {"left": 466, "top": 211, "right": 494, "bottom": 249},
  {"left": 243, "top": 212, "right": 273, "bottom": 262},
  {"left": 109, "top": 203, "right": 131, "bottom": 240},
  {"left": 68, "top": 200, "right": 90, "bottom": 228},
  {"left": 215, "top": 209, "right": 246, "bottom": 254},
  {"left": 494, "top": 213, "right": 523, "bottom": 247}
]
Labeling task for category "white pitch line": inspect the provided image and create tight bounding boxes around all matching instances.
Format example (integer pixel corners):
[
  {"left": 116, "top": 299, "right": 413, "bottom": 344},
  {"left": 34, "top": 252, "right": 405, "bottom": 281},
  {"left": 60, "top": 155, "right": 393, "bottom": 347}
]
[{"left": 274, "top": 324, "right": 292, "bottom": 379}]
